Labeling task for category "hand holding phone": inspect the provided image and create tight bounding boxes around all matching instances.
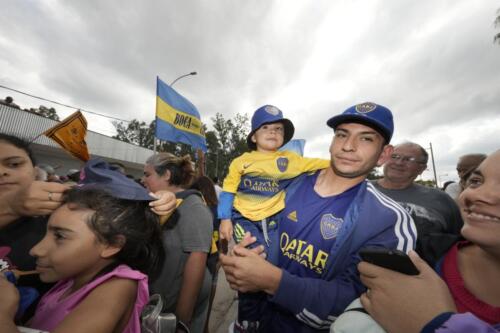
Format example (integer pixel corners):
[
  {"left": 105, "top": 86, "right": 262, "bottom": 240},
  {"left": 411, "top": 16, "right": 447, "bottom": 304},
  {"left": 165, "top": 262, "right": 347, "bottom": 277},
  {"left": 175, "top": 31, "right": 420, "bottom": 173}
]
[{"left": 359, "top": 248, "right": 419, "bottom": 275}]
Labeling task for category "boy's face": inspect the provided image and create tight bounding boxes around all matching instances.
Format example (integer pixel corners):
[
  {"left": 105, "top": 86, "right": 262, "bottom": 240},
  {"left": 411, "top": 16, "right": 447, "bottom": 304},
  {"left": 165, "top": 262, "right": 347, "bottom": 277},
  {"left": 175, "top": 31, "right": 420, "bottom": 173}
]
[
  {"left": 29, "top": 204, "right": 113, "bottom": 284},
  {"left": 251, "top": 122, "right": 285, "bottom": 153}
]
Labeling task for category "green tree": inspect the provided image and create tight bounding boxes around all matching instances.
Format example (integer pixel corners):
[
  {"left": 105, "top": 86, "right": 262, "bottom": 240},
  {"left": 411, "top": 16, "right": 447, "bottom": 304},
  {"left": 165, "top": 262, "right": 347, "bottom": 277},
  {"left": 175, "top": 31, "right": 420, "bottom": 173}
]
[
  {"left": 206, "top": 112, "right": 250, "bottom": 180},
  {"left": 113, "top": 119, "right": 154, "bottom": 148},
  {"left": 113, "top": 114, "right": 250, "bottom": 178},
  {"left": 112, "top": 119, "right": 195, "bottom": 158},
  {"left": 26, "top": 105, "right": 60, "bottom": 121},
  {"left": 415, "top": 179, "right": 437, "bottom": 188},
  {"left": 112, "top": 113, "right": 250, "bottom": 178}
]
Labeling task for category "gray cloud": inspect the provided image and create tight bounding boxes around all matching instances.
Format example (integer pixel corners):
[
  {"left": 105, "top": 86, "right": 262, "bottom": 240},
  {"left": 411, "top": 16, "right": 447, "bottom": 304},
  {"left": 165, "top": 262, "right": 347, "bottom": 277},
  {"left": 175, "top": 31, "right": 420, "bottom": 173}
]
[{"left": 1, "top": 0, "right": 499, "bottom": 180}]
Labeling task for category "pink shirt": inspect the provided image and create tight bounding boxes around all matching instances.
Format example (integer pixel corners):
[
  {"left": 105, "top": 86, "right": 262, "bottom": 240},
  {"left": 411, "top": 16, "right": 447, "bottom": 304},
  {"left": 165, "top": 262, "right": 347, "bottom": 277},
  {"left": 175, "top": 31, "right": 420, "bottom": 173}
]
[{"left": 30, "top": 264, "right": 149, "bottom": 333}]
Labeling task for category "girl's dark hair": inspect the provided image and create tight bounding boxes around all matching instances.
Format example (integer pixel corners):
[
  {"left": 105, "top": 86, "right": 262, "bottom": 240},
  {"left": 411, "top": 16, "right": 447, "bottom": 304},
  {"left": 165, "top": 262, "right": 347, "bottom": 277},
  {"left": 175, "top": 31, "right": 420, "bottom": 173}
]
[
  {"left": 146, "top": 153, "right": 195, "bottom": 188},
  {"left": 190, "top": 176, "right": 218, "bottom": 206},
  {"left": 62, "top": 188, "right": 165, "bottom": 281},
  {"left": 0, "top": 133, "right": 36, "bottom": 165}
]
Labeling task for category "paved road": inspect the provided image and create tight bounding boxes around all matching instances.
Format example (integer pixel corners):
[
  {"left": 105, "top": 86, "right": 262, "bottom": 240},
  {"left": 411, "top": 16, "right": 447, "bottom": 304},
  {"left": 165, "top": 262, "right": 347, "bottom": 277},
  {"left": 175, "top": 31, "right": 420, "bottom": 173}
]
[{"left": 207, "top": 268, "right": 238, "bottom": 333}]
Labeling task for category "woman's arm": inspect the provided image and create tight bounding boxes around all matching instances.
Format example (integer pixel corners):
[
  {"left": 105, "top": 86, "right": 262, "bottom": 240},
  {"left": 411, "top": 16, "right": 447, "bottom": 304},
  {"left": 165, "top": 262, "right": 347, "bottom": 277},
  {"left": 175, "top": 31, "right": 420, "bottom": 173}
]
[
  {"left": 175, "top": 196, "right": 213, "bottom": 325},
  {"left": 175, "top": 252, "right": 208, "bottom": 325},
  {"left": 52, "top": 278, "right": 137, "bottom": 333}
]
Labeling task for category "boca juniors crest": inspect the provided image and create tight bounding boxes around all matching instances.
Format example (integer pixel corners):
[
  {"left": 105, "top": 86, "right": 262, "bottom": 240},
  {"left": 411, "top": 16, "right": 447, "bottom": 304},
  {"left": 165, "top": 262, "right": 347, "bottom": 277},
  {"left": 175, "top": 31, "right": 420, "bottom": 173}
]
[
  {"left": 265, "top": 105, "right": 281, "bottom": 115},
  {"left": 276, "top": 157, "right": 289, "bottom": 172},
  {"left": 355, "top": 102, "right": 377, "bottom": 114},
  {"left": 320, "top": 214, "right": 344, "bottom": 240}
]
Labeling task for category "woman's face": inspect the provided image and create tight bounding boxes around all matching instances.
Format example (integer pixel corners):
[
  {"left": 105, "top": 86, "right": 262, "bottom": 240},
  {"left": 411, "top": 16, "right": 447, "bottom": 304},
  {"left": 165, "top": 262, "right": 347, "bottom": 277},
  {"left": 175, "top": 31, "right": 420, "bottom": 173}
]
[
  {"left": 0, "top": 141, "right": 36, "bottom": 198},
  {"left": 142, "top": 164, "right": 169, "bottom": 192},
  {"left": 459, "top": 151, "right": 500, "bottom": 248}
]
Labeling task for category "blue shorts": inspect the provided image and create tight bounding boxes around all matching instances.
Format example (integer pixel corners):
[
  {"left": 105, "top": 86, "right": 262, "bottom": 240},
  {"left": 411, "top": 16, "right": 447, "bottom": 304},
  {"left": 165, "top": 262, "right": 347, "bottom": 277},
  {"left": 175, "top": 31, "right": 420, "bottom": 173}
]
[
  {"left": 232, "top": 210, "right": 279, "bottom": 264},
  {"left": 232, "top": 210, "right": 280, "bottom": 324}
]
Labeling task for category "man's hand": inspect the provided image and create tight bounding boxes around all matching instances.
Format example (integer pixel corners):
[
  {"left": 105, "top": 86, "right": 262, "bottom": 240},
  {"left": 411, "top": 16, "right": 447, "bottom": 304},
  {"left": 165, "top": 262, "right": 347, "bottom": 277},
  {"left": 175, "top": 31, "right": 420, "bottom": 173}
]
[
  {"left": 13, "top": 181, "right": 69, "bottom": 216},
  {"left": 219, "top": 219, "right": 234, "bottom": 241},
  {"left": 358, "top": 251, "right": 456, "bottom": 333},
  {"left": 149, "top": 191, "right": 176, "bottom": 216},
  {"left": 220, "top": 233, "right": 281, "bottom": 294}
]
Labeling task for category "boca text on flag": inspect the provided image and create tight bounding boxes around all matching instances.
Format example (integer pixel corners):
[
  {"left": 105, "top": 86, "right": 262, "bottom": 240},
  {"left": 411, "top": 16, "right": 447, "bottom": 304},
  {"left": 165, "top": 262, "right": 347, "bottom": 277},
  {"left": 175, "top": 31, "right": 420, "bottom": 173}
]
[{"left": 155, "top": 76, "right": 207, "bottom": 151}]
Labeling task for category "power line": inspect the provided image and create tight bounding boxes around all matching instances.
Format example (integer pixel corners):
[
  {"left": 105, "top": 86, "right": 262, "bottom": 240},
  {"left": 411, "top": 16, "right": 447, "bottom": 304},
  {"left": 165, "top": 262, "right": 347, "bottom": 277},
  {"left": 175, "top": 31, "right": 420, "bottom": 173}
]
[{"left": 0, "top": 83, "right": 131, "bottom": 123}]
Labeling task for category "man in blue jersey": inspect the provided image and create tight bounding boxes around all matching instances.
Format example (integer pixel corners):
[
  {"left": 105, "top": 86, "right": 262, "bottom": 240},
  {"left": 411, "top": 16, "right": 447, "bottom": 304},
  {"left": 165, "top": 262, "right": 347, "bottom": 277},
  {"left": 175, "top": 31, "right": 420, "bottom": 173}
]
[{"left": 221, "top": 102, "right": 417, "bottom": 332}]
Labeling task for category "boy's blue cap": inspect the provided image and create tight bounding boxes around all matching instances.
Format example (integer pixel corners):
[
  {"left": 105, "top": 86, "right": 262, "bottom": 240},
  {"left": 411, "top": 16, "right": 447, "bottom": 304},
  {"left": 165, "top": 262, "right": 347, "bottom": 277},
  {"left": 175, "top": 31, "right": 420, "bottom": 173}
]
[
  {"left": 77, "top": 159, "right": 153, "bottom": 201},
  {"left": 247, "top": 105, "right": 295, "bottom": 150},
  {"left": 326, "top": 102, "right": 394, "bottom": 143}
]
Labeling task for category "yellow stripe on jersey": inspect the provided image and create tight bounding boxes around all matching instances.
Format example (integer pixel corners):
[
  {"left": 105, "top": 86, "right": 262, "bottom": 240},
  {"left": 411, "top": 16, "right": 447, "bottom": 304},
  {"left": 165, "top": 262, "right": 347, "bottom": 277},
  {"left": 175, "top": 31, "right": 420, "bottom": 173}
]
[{"left": 223, "top": 150, "right": 329, "bottom": 221}]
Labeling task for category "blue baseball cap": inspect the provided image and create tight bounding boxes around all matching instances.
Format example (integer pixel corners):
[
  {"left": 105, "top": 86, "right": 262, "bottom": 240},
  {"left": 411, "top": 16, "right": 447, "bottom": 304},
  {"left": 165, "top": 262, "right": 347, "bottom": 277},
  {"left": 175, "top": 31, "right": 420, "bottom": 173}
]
[
  {"left": 246, "top": 105, "right": 295, "bottom": 150},
  {"left": 77, "top": 159, "right": 153, "bottom": 201},
  {"left": 326, "top": 102, "right": 394, "bottom": 143}
]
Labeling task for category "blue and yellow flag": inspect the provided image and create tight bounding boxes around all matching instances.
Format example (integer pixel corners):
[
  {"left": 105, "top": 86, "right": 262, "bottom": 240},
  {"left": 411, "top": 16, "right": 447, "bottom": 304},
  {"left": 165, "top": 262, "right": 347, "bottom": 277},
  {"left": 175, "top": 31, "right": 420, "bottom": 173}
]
[
  {"left": 155, "top": 76, "right": 207, "bottom": 151},
  {"left": 280, "top": 139, "right": 306, "bottom": 156}
]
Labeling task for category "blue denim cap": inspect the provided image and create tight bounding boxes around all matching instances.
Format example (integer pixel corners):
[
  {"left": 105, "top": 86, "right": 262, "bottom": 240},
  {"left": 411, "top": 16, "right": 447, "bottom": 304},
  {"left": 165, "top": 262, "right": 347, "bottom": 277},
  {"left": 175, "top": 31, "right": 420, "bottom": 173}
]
[
  {"left": 326, "top": 102, "right": 394, "bottom": 143},
  {"left": 246, "top": 105, "right": 295, "bottom": 150},
  {"left": 77, "top": 159, "right": 153, "bottom": 201}
]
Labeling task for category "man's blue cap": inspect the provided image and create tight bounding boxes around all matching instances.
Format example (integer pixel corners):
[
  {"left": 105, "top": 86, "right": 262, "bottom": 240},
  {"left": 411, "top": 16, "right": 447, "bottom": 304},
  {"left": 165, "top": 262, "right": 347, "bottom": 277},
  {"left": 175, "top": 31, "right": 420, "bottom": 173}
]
[
  {"left": 77, "top": 159, "right": 153, "bottom": 201},
  {"left": 326, "top": 102, "right": 394, "bottom": 143},
  {"left": 247, "top": 105, "right": 295, "bottom": 150}
]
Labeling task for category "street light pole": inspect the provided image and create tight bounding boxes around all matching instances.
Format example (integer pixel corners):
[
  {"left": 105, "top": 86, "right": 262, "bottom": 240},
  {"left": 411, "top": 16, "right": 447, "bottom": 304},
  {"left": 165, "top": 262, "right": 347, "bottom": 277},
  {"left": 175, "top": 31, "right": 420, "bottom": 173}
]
[
  {"left": 170, "top": 71, "right": 197, "bottom": 86},
  {"left": 429, "top": 142, "right": 438, "bottom": 188},
  {"left": 154, "top": 71, "right": 197, "bottom": 153}
]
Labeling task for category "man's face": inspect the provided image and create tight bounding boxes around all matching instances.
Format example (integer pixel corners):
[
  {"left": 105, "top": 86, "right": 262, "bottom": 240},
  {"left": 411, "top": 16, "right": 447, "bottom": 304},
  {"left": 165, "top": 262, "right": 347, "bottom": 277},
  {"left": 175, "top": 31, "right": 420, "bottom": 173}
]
[
  {"left": 383, "top": 144, "right": 427, "bottom": 184},
  {"left": 330, "top": 123, "right": 391, "bottom": 179}
]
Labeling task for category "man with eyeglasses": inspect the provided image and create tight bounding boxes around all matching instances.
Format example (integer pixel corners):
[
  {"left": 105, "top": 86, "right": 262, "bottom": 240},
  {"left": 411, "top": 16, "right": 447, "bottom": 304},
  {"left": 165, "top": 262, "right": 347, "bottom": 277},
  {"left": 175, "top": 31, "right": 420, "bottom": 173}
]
[{"left": 373, "top": 142, "right": 464, "bottom": 265}]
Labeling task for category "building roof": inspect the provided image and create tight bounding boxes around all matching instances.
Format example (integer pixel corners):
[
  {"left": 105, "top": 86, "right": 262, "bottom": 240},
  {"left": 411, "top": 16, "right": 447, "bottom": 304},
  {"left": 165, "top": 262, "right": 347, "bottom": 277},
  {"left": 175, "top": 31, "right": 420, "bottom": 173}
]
[{"left": 0, "top": 105, "right": 154, "bottom": 171}]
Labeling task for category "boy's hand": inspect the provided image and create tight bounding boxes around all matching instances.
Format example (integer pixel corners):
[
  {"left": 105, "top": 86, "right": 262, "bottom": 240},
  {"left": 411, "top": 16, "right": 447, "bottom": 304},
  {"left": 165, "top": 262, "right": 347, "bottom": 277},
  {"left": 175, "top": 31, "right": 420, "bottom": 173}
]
[{"left": 219, "top": 219, "right": 233, "bottom": 241}]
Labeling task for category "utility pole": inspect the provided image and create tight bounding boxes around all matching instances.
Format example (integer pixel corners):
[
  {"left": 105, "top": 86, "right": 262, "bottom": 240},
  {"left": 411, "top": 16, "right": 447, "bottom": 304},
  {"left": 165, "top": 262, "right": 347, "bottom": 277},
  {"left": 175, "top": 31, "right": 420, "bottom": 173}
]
[{"left": 429, "top": 142, "right": 438, "bottom": 188}]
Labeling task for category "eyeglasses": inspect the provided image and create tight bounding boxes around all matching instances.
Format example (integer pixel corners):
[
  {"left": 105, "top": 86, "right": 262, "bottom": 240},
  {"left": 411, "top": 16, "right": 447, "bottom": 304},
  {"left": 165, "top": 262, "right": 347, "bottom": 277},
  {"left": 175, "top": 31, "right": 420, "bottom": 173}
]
[{"left": 390, "top": 154, "right": 426, "bottom": 164}]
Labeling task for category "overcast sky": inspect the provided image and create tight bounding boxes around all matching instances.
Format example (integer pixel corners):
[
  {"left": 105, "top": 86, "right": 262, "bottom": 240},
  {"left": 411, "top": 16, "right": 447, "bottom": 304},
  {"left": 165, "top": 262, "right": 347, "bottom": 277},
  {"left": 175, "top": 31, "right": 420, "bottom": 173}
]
[{"left": 1, "top": 0, "right": 499, "bottom": 183}]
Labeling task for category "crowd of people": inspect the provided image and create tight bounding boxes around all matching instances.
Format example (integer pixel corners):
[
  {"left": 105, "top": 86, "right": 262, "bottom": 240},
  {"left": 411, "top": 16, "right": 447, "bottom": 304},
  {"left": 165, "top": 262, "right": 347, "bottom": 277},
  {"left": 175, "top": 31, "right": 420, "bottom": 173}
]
[{"left": 0, "top": 101, "right": 498, "bottom": 333}]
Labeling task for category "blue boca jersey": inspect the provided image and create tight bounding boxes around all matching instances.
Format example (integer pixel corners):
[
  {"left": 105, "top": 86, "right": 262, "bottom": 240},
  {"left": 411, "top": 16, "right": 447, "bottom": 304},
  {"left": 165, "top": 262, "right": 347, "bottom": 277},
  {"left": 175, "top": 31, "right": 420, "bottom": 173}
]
[
  {"left": 278, "top": 172, "right": 362, "bottom": 278},
  {"left": 262, "top": 173, "right": 416, "bottom": 333}
]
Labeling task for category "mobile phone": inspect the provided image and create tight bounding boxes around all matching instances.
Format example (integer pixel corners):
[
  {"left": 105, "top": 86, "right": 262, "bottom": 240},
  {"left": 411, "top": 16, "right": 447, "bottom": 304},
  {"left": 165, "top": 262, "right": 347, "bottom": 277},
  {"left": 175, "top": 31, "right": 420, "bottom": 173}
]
[
  {"left": 219, "top": 239, "right": 228, "bottom": 255},
  {"left": 359, "top": 248, "right": 419, "bottom": 275}
]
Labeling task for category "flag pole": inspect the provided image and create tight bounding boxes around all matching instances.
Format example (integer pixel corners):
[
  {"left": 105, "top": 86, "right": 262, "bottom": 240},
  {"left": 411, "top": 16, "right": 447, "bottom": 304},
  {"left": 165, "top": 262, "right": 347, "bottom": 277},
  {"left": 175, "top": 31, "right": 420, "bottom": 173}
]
[
  {"left": 153, "top": 121, "right": 157, "bottom": 153},
  {"left": 429, "top": 142, "right": 438, "bottom": 188},
  {"left": 154, "top": 77, "right": 159, "bottom": 153}
]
